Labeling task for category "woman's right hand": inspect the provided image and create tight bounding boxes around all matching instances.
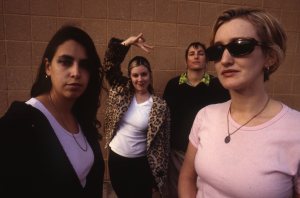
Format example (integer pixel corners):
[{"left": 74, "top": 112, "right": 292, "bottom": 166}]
[{"left": 121, "top": 33, "right": 153, "bottom": 53}]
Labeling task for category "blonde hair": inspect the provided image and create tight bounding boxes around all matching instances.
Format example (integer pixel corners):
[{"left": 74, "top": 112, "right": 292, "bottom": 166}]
[{"left": 211, "top": 8, "right": 287, "bottom": 80}]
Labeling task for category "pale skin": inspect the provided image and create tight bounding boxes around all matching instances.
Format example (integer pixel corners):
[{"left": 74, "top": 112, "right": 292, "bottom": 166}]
[
  {"left": 214, "top": 18, "right": 282, "bottom": 125},
  {"left": 121, "top": 33, "right": 153, "bottom": 53},
  {"left": 186, "top": 46, "right": 206, "bottom": 87},
  {"left": 36, "top": 40, "right": 90, "bottom": 134},
  {"left": 122, "top": 33, "right": 154, "bottom": 103},
  {"left": 130, "top": 65, "right": 151, "bottom": 104},
  {"left": 178, "top": 142, "right": 197, "bottom": 198},
  {"left": 179, "top": 18, "right": 300, "bottom": 197}
]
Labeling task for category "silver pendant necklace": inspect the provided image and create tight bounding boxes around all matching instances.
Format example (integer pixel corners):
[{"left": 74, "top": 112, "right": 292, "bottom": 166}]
[
  {"left": 48, "top": 94, "right": 88, "bottom": 151},
  {"left": 225, "top": 97, "right": 270, "bottom": 144}
]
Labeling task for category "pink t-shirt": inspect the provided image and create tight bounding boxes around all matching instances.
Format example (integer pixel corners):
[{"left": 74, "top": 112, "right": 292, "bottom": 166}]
[{"left": 189, "top": 101, "right": 300, "bottom": 198}]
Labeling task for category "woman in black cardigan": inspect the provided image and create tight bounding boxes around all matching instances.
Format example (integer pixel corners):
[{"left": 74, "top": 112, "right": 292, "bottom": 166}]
[{"left": 0, "top": 25, "right": 104, "bottom": 198}]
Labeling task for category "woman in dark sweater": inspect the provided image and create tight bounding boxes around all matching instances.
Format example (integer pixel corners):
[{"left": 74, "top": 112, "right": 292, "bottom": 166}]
[{"left": 0, "top": 25, "right": 105, "bottom": 198}]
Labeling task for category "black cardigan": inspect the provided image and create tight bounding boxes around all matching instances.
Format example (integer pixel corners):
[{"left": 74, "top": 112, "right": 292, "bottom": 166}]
[{"left": 0, "top": 101, "right": 104, "bottom": 198}]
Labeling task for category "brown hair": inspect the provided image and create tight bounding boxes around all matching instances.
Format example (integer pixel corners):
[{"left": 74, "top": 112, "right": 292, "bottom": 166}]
[{"left": 211, "top": 8, "right": 287, "bottom": 81}]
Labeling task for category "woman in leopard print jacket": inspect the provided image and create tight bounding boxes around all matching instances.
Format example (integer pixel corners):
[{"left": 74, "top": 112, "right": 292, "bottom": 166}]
[{"left": 104, "top": 33, "right": 170, "bottom": 198}]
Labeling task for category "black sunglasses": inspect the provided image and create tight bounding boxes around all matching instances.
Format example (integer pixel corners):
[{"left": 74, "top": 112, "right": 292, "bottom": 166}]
[{"left": 206, "top": 38, "right": 265, "bottom": 61}]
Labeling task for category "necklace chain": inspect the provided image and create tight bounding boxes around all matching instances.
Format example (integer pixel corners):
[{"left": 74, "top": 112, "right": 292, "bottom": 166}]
[
  {"left": 225, "top": 97, "right": 270, "bottom": 144},
  {"left": 48, "top": 94, "right": 88, "bottom": 151}
]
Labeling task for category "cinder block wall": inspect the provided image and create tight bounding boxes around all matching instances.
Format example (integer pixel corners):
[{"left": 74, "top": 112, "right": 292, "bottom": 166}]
[{"left": 1, "top": 0, "right": 300, "bottom": 194}]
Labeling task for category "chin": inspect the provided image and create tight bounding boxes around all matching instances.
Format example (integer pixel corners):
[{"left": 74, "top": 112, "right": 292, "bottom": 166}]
[
  {"left": 218, "top": 80, "right": 237, "bottom": 90},
  {"left": 66, "top": 92, "right": 83, "bottom": 100},
  {"left": 135, "top": 89, "right": 148, "bottom": 94},
  {"left": 190, "top": 67, "right": 204, "bottom": 71}
]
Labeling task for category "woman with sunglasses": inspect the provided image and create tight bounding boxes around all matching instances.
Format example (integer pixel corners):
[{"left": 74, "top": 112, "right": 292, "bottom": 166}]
[{"left": 179, "top": 7, "right": 300, "bottom": 198}]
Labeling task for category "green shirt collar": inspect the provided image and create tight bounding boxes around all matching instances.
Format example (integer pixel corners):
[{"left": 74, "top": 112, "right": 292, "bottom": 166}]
[{"left": 179, "top": 72, "right": 210, "bottom": 86}]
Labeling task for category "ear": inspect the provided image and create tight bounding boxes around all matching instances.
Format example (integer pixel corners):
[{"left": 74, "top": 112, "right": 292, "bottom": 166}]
[
  {"left": 45, "top": 58, "right": 51, "bottom": 76},
  {"left": 264, "top": 51, "right": 276, "bottom": 69}
]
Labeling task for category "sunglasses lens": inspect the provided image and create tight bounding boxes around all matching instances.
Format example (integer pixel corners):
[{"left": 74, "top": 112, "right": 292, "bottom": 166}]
[
  {"left": 228, "top": 40, "right": 256, "bottom": 57},
  {"left": 207, "top": 39, "right": 259, "bottom": 61},
  {"left": 206, "top": 45, "right": 224, "bottom": 61}
]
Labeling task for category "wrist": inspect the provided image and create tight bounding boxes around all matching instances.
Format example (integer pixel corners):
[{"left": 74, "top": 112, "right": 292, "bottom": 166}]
[{"left": 121, "top": 41, "right": 127, "bottom": 46}]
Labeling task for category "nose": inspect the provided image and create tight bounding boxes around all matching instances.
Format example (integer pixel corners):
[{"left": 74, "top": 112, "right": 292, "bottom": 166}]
[
  {"left": 70, "top": 63, "right": 81, "bottom": 78},
  {"left": 137, "top": 75, "right": 143, "bottom": 81},
  {"left": 220, "top": 49, "right": 234, "bottom": 67}
]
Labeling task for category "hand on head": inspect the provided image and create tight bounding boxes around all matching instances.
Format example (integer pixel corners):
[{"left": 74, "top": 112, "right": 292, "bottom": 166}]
[{"left": 122, "top": 33, "right": 154, "bottom": 53}]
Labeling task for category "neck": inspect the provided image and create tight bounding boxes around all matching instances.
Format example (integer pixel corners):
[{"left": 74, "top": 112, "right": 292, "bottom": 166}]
[
  {"left": 230, "top": 89, "right": 268, "bottom": 113},
  {"left": 135, "top": 91, "right": 151, "bottom": 104},
  {"left": 229, "top": 75, "right": 267, "bottom": 110},
  {"left": 187, "top": 69, "right": 205, "bottom": 86},
  {"left": 135, "top": 88, "right": 150, "bottom": 95},
  {"left": 230, "top": 92, "right": 270, "bottom": 124},
  {"left": 47, "top": 93, "right": 78, "bottom": 133},
  {"left": 49, "top": 93, "right": 73, "bottom": 114}
]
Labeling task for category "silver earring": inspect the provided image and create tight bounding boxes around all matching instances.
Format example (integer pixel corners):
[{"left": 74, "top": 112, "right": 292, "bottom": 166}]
[{"left": 45, "top": 75, "right": 48, "bottom": 79}]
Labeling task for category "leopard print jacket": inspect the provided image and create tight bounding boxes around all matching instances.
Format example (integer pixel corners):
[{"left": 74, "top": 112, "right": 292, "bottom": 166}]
[{"left": 103, "top": 38, "right": 170, "bottom": 197}]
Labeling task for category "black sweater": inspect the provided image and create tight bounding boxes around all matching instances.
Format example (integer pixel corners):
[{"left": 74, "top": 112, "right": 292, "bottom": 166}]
[{"left": 163, "top": 75, "right": 230, "bottom": 152}]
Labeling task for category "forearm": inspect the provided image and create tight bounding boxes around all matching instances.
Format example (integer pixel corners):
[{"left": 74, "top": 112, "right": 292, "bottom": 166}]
[
  {"left": 178, "top": 142, "right": 198, "bottom": 198},
  {"left": 104, "top": 38, "right": 130, "bottom": 66},
  {"left": 178, "top": 173, "right": 197, "bottom": 197},
  {"left": 103, "top": 38, "right": 130, "bottom": 86}
]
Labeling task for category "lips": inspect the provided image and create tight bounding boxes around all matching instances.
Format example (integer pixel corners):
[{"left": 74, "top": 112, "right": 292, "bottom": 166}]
[
  {"left": 136, "top": 82, "right": 145, "bottom": 86},
  {"left": 67, "top": 83, "right": 82, "bottom": 88},
  {"left": 192, "top": 61, "right": 201, "bottom": 64},
  {"left": 221, "top": 69, "right": 238, "bottom": 77}
]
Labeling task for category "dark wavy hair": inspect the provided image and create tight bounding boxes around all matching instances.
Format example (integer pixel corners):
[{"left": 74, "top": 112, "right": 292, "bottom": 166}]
[
  {"left": 31, "top": 25, "right": 104, "bottom": 138},
  {"left": 127, "top": 56, "right": 154, "bottom": 94}
]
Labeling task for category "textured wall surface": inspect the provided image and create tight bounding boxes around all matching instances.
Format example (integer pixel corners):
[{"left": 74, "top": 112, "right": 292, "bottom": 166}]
[{"left": 1, "top": 0, "right": 300, "bottom": 197}]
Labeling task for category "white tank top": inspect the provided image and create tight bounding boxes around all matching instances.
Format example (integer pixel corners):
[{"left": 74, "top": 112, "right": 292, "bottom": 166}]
[{"left": 109, "top": 96, "right": 153, "bottom": 158}]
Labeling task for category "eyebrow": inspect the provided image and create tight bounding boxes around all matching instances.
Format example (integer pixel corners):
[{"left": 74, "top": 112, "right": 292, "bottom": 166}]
[
  {"left": 58, "top": 54, "right": 74, "bottom": 60},
  {"left": 58, "top": 54, "right": 88, "bottom": 62},
  {"left": 188, "top": 49, "right": 204, "bottom": 53}
]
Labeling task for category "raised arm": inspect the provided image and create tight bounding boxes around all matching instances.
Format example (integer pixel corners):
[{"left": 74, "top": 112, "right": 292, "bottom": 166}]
[
  {"left": 104, "top": 33, "right": 153, "bottom": 87},
  {"left": 121, "top": 33, "right": 153, "bottom": 53},
  {"left": 103, "top": 37, "right": 129, "bottom": 87},
  {"left": 178, "top": 142, "right": 198, "bottom": 198}
]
